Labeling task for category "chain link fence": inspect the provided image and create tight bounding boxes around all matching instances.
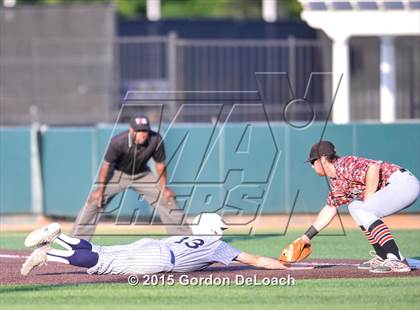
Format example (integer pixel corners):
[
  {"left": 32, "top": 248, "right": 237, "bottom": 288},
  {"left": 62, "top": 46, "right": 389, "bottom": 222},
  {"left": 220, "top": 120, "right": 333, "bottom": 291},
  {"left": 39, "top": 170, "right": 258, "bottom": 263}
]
[
  {"left": 116, "top": 34, "right": 332, "bottom": 123},
  {"left": 0, "top": 5, "right": 115, "bottom": 125}
]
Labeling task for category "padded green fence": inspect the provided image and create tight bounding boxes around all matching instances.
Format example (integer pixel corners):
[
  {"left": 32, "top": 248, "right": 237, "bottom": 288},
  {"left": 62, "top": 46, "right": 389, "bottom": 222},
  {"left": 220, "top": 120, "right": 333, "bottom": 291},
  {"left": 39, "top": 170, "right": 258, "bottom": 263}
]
[
  {"left": 0, "top": 128, "right": 32, "bottom": 213},
  {"left": 0, "top": 123, "right": 419, "bottom": 216}
]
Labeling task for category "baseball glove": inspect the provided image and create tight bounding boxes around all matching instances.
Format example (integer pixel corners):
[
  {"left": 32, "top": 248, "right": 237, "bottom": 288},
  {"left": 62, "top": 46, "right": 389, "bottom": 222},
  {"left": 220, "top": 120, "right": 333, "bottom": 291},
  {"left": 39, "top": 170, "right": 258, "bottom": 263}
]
[{"left": 278, "top": 238, "right": 312, "bottom": 263}]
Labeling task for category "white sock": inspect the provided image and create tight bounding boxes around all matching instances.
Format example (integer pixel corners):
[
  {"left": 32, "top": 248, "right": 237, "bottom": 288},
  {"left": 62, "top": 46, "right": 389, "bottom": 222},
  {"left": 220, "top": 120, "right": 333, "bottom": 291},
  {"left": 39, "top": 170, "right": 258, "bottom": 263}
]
[
  {"left": 54, "top": 233, "right": 81, "bottom": 250},
  {"left": 46, "top": 249, "right": 75, "bottom": 264},
  {"left": 57, "top": 233, "right": 81, "bottom": 245}
]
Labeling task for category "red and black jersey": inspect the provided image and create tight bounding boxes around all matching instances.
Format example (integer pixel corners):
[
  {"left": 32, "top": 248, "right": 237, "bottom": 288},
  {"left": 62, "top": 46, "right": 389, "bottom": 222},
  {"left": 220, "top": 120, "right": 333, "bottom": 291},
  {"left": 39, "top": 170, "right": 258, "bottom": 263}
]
[{"left": 327, "top": 156, "right": 400, "bottom": 208}]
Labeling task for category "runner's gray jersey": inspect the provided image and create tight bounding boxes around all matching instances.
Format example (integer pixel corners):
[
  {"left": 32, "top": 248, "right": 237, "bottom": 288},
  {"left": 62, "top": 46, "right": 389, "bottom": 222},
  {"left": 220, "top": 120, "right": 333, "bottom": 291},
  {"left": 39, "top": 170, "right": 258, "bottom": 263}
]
[{"left": 161, "top": 236, "right": 241, "bottom": 272}]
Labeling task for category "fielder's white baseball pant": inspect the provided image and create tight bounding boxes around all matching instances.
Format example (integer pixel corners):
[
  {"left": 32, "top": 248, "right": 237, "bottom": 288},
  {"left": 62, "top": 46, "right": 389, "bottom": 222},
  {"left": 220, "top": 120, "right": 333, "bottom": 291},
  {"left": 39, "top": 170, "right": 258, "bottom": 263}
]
[{"left": 348, "top": 170, "right": 419, "bottom": 229}]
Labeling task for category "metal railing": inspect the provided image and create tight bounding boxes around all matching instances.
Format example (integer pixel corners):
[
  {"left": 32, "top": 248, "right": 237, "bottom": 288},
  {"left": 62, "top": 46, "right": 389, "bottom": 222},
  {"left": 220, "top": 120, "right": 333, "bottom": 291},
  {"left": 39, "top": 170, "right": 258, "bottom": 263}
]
[
  {"left": 115, "top": 34, "right": 332, "bottom": 123},
  {"left": 2, "top": 29, "right": 418, "bottom": 125}
]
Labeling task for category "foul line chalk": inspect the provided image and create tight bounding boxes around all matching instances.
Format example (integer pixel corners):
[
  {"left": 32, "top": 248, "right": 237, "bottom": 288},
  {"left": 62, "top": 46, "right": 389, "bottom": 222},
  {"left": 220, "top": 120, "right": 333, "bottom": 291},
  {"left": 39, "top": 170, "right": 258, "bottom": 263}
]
[
  {"left": 0, "top": 254, "right": 28, "bottom": 259},
  {"left": 293, "top": 262, "right": 359, "bottom": 267},
  {"left": 287, "top": 266, "right": 315, "bottom": 270}
]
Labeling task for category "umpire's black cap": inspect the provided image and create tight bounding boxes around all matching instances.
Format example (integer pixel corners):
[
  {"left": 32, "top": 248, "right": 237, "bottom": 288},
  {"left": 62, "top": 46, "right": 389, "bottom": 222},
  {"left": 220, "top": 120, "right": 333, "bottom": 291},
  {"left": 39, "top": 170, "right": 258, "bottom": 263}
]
[
  {"left": 130, "top": 114, "right": 150, "bottom": 132},
  {"left": 305, "top": 141, "right": 336, "bottom": 163}
]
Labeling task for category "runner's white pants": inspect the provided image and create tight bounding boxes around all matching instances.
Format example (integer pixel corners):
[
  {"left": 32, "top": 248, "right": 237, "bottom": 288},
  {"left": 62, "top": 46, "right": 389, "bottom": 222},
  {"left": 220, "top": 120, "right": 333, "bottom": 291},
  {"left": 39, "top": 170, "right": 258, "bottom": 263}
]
[{"left": 87, "top": 238, "right": 174, "bottom": 275}]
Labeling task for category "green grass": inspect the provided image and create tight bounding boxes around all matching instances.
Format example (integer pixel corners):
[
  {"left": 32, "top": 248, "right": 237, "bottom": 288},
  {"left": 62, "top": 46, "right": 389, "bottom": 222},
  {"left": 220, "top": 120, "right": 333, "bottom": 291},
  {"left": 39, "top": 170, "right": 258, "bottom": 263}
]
[
  {"left": 1, "top": 230, "right": 419, "bottom": 309},
  {"left": 0, "top": 278, "right": 419, "bottom": 310}
]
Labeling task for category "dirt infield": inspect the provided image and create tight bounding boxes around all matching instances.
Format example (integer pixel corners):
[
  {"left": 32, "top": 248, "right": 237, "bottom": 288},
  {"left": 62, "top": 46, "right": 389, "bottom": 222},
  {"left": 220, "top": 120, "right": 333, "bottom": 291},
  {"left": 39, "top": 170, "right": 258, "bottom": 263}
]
[{"left": 1, "top": 249, "right": 419, "bottom": 286}]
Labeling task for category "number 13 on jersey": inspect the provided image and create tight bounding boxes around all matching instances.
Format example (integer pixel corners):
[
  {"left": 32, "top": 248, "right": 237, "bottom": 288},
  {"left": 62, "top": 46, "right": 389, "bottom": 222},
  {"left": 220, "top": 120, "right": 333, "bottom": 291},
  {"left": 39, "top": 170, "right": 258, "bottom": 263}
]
[{"left": 174, "top": 237, "right": 204, "bottom": 249}]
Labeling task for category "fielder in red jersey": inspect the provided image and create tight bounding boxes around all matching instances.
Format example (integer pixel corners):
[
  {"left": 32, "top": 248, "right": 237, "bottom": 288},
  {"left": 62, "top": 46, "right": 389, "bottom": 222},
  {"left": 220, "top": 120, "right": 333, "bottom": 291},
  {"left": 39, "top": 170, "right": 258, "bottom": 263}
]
[{"left": 298, "top": 141, "right": 419, "bottom": 273}]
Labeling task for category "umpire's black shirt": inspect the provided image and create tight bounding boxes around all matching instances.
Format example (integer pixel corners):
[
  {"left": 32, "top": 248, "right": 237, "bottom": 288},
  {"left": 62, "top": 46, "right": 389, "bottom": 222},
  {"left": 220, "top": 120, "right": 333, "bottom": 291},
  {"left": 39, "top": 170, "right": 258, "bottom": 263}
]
[{"left": 104, "top": 130, "right": 166, "bottom": 175}]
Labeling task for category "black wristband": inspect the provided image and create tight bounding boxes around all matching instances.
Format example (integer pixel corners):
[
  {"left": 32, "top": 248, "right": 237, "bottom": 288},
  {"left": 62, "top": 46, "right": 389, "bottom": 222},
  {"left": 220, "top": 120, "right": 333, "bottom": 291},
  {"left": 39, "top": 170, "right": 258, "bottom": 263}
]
[{"left": 304, "top": 225, "right": 319, "bottom": 240}]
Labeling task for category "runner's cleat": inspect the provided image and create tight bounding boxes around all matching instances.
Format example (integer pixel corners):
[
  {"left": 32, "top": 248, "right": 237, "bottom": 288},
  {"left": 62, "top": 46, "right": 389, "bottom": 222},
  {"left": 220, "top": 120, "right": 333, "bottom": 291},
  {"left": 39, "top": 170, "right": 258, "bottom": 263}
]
[
  {"left": 24, "top": 223, "right": 61, "bottom": 248},
  {"left": 21, "top": 245, "right": 50, "bottom": 276}
]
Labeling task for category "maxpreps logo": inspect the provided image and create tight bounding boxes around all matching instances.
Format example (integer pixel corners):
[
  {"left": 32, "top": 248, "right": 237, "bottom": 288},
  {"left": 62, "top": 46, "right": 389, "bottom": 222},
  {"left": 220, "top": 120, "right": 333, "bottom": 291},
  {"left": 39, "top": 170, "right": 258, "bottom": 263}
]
[
  {"left": 89, "top": 72, "right": 345, "bottom": 236},
  {"left": 103, "top": 73, "right": 337, "bottom": 235}
]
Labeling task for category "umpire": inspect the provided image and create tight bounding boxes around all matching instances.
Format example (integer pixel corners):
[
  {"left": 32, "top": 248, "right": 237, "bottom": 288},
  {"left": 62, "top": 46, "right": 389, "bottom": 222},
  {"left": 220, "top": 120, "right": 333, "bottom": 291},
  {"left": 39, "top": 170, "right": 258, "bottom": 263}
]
[{"left": 71, "top": 114, "right": 191, "bottom": 239}]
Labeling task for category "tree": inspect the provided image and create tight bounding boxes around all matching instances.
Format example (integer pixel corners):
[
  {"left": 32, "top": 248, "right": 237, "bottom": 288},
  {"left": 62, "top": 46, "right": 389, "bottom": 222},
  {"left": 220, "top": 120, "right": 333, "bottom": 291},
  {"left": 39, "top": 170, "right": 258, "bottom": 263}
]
[{"left": 16, "top": 0, "right": 302, "bottom": 20}]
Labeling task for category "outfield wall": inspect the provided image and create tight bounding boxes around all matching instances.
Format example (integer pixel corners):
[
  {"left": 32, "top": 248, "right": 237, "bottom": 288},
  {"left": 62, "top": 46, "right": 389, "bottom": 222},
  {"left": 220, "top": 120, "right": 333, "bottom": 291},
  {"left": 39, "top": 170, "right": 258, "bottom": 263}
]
[{"left": 1, "top": 123, "right": 419, "bottom": 217}]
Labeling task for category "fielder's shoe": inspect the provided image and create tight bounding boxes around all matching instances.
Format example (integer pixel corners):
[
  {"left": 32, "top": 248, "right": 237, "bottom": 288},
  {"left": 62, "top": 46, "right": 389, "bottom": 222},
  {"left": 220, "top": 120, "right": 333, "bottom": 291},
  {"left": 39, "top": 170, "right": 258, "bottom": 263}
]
[
  {"left": 21, "top": 245, "right": 50, "bottom": 276},
  {"left": 369, "top": 253, "right": 411, "bottom": 273},
  {"left": 358, "top": 251, "right": 384, "bottom": 270},
  {"left": 24, "top": 223, "right": 61, "bottom": 248}
]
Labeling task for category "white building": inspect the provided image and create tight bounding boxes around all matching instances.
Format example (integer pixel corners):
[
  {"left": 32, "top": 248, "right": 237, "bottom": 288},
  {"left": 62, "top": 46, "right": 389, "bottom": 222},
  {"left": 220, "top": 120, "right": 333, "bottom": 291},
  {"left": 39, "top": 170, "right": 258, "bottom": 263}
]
[{"left": 298, "top": 0, "right": 420, "bottom": 123}]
